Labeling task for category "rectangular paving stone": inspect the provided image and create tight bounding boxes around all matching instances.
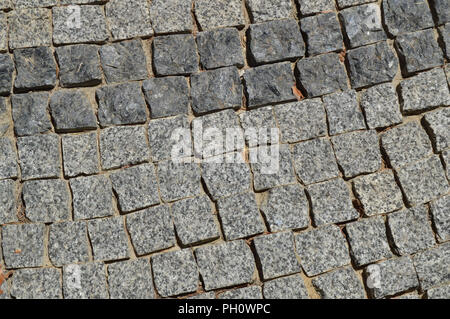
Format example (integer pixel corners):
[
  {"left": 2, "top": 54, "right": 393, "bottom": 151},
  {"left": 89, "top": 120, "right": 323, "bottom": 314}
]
[
  {"left": 99, "top": 125, "right": 150, "bottom": 170},
  {"left": 70, "top": 175, "right": 114, "bottom": 220},
  {"left": 443, "top": 149, "right": 450, "bottom": 178},
  {"left": 413, "top": 242, "right": 450, "bottom": 290},
  {"left": 307, "top": 178, "right": 359, "bottom": 226},
  {"left": 195, "top": 240, "right": 256, "bottom": 291},
  {"left": 247, "top": 0, "right": 293, "bottom": 23},
  {"left": 427, "top": 284, "right": 450, "bottom": 299},
  {"left": 55, "top": 44, "right": 102, "bottom": 88},
  {"left": 150, "top": 0, "right": 192, "bottom": 34},
  {"left": 353, "top": 170, "right": 404, "bottom": 216},
  {"left": 12, "top": 0, "right": 57, "bottom": 8},
  {"left": 217, "top": 192, "right": 265, "bottom": 240},
  {"left": 430, "top": 195, "right": 450, "bottom": 243},
  {"left": 296, "top": 53, "right": 348, "bottom": 97},
  {"left": 10, "top": 268, "right": 61, "bottom": 299},
  {"left": 423, "top": 108, "right": 450, "bottom": 152},
  {"left": 190, "top": 67, "right": 242, "bottom": 115},
  {"left": 297, "top": 0, "right": 335, "bottom": 15},
  {"left": 239, "top": 106, "right": 278, "bottom": 147},
  {"left": 0, "top": 13, "right": 6, "bottom": 52},
  {"left": 291, "top": 137, "right": 340, "bottom": 185},
  {"left": 143, "top": 76, "right": 189, "bottom": 119},
  {"left": 218, "top": 286, "right": 262, "bottom": 299},
  {"left": 0, "top": 97, "right": 8, "bottom": 136},
  {"left": 0, "top": 179, "right": 17, "bottom": 224},
  {"left": 263, "top": 274, "right": 309, "bottom": 299},
  {"left": 248, "top": 19, "right": 305, "bottom": 64},
  {"left": 63, "top": 263, "right": 108, "bottom": 299},
  {"left": 295, "top": 224, "right": 351, "bottom": 276},
  {"left": 0, "top": 137, "right": 18, "bottom": 180},
  {"left": 49, "top": 221, "right": 90, "bottom": 266},
  {"left": 396, "top": 155, "right": 449, "bottom": 205},
  {"left": 195, "top": 0, "right": 245, "bottom": 29},
  {"left": 23, "top": 179, "right": 71, "bottom": 223},
  {"left": 126, "top": 205, "right": 175, "bottom": 256},
  {"left": 96, "top": 82, "right": 147, "bottom": 127},
  {"left": 301, "top": 12, "right": 343, "bottom": 56},
  {"left": 52, "top": 5, "right": 109, "bottom": 44},
  {"left": 11, "top": 92, "right": 51, "bottom": 136},
  {"left": 62, "top": 132, "right": 99, "bottom": 178},
  {"left": 388, "top": 205, "right": 436, "bottom": 255},
  {"left": 8, "top": 8, "right": 51, "bottom": 49},
  {"left": 313, "top": 267, "right": 366, "bottom": 299},
  {"left": 110, "top": 164, "right": 159, "bottom": 213},
  {"left": 274, "top": 98, "right": 327, "bottom": 143},
  {"left": 2, "top": 223, "right": 45, "bottom": 268},
  {"left": 108, "top": 259, "right": 155, "bottom": 299},
  {"left": 88, "top": 216, "right": 130, "bottom": 262},
  {"left": 244, "top": 62, "right": 296, "bottom": 107},
  {"left": 0, "top": 54, "right": 14, "bottom": 95},
  {"left": 172, "top": 195, "right": 220, "bottom": 246},
  {"left": 399, "top": 68, "right": 450, "bottom": 114},
  {"left": 151, "top": 249, "right": 199, "bottom": 297},
  {"left": 17, "top": 134, "right": 61, "bottom": 180}
]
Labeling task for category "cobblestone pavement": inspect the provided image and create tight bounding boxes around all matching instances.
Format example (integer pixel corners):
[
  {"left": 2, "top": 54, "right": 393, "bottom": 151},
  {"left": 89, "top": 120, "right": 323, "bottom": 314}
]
[{"left": 0, "top": 0, "right": 449, "bottom": 299}]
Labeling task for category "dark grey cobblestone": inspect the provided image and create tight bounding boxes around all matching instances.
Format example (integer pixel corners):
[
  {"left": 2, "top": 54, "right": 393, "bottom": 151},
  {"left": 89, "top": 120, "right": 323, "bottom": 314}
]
[
  {"left": 301, "top": 12, "right": 343, "bottom": 56},
  {"left": 432, "top": 0, "right": 450, "bottom": 25},
  {"left": 383, "top": 0, "right": 434, "bottom": 36},
  {"left": 0, "top": 54, "right": 14, "bottom": 95}
]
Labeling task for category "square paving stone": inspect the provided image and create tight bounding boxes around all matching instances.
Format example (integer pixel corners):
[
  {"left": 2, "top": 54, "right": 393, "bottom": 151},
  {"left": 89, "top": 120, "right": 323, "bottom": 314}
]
[
  {"left": 430, "top": 195, "right": 450, "bottom": 243},
  {"left": 96, "top": 82, "right": 147, "bottom": 127},
  {"left": 295, "top": 224, "right": 351, "bottom": 276},
  {"left": 312, "top": 267, "right": 366, "bottom": 299},
  {"left": 126, "top": 205, "right": 175, "bottom": 255},
  {"left": 50, "top": 90, "right": 97, "bottom": 132},
  {"left": 395, "top": 29, "right": 444, "bottom": 76},
  {"left": 105, "top": 0, "right": 153, "bottom": 40},
  {"left": 239, "top": 106, "right": 278, "bottom": 147},
  {"left": 197, "top": 28, "right": 244, "bottom": 69},
  {"left": 2, "top": 223, "right": 45, "bottom": 268},
  {"left": 8, "top": 8, "right": 51, "bottom": 49},
  {"left": 247, "top": 0, "right": 293, "bottom": 23},
  {"left": 382, "top": 0, "right": 434, "bottom": 36},
  {"left": 353, "top": 170, "right": 404, "bottom": 216},
  {"left": 99, "top": 126, "right": 150, "bottom": 170},
  {"left": 0, "top": 13, "right": 6, "bottom": 52},
  {"left": 108, "top": 259, "right": 155, "bottom": 299},
  {"left": 190, "top": 67, "right": 242, "bottom": 115},
  {"left": 340, "top": 3, "right": 386, "bottom": 48},
  {"left": 347, "top": 41, "right": 398, "bottom": 89},
  {"left": 244, "top": 62, "right": 295, "bottom": 107},
  {"left": 70, "top": 175, "right": 114, "bottom": 220},
  {"left": 388, "top": 206, "right": 436, "bottom": 255},
  {"left": 399, "top": 68, "right": 450, "bottom": 114},
  {"left": 62, "top": 132, "right": 99, "bottom": 178},
  {"left": 253, "top": 231, "right": 301, "bottom": 280},
  {"left": 297, "top": 0, "right": 335, "bottom": 15},
  {"left": 52, "top": 5, "right": 109, "bottom": 44},
  {"left": 345, "top": 216, "right": 392, "bottom": 266},
  {"left": 110, "top": 164, "right": 159, "bottom": 213},
  {"left": 17, "top": 134, "right": 61, "bottom": 180},
  {"left": 432, "top": 0, "right": 450, "bottom": 24},
  {"left": 0, "top": 137, "right": 18, "bottom": 180},
  {"left": 14, "top": 46, "right": 56, "bottom": 91},
  {"left": 55, "top": 44, "right": 102, "bottom": 88},
  {"left": 0, "top": 54, "right": 14, "bottom": 95},
  {"left": 99, "top": 40, "right": 148, "bottom": 83},
  {"left": 152, "top": 34, "right": 199, "bottom": 76},
  {"left": 171, "top": 196, "right": 220, "bottom": 246},
  {"left": 195, "top": 240, "right": 256, "bottom": 291},
  {"left": 413, "top": 243, "right": 450, "bottom": 290},
  {"left": 248, "top": 19, "right": 305, "bottom": 64},
  {"left": 63, "top": 263, "right": 108, "bottom": 299},
  {"left": 11, "top": 92, "right": 51, "bottom": 136},
  {"left": 23, "top": 179, "right": 71, "bottom": 223},
  {"left": 150, "top": 0, "right": 192, "bottom": 34},
  {"left": 195, "top": 0, "right": 245, "bottom": 29},
  {"left": 143, "top": 76, "right": 189, "bottom": 119},
  {"left": 296, "top": 53, "right": 348, "bottom": 97},
  {"left": 396, "top": 155, "right": 449, "bottom": 205},
  {"left": 307, "top": 178, "right": 359, "bottom": 226},
  {"left": 217, "top": 192, "right": 265, "bottom": 240},
  {"left": 381, "top": 121, "right": 433, "bottom": 169},
  {"left": 291, "top": 137, "right": 340, "bottom": 185},
  {"left": 218, "top": 286, "right": 262, "bottom": 299},
  {"left": 323, "top": 90, "right": 366, "bottom": 136},
  {"left": 359, "top": 83, "right": 402, "bottom": 129},
  {"left": 49, "top": 221, "right": 89, "bottom": 266},
  {"left": 427, "top": 284, "right": 450, "bottom": 299},
  {"left": 88, "top": 217, "right": 130, "bottom": 262},
  {"left": 301, "top": 12, "right": 343, "bottom": 56},
  {"left": 151, "top": 249, "right": 199, "bottom": 297},
  {"left": 260, "top": 184, "right": 310, "bottom": 232},
  {"left": 157, "top": 160, "right": 202, "bottom": 202},
  {"left": 331, "top": 130, "right": 382, "bottom": 178},
  {"left": 263, "top": 274, "right": 309, "bottom": 299},
  {"left": 0, "top": 179, "right": 17, "bottom": 224},
  {"left": 10, "top": 268, "right": 61, "bottom": 299},
  {"left": 423, "top": 108, "right": 450, "bottom": 152}
]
